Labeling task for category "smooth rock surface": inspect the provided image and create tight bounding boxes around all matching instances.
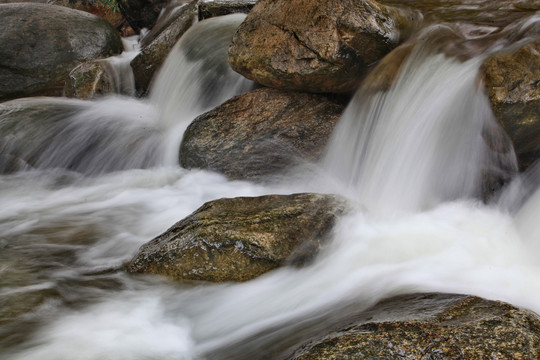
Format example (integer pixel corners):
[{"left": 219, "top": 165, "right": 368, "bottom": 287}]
[
  {"left": 127, "top": 193, "right": 349, "bottom": 282},
  {"left": 0, "top": 3, "right": 123, "bottom": 102},
  {"left": 289, "top": 292, "right": 540, "bottom": 359},
  {"left": 179, "top": 87, "right": 345, "bottom": 180},
  {"left": 228, "top": 0, "right": 420, "bottom": 93}
]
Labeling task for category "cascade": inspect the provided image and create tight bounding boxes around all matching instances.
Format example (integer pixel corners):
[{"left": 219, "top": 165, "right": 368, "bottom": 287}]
[{"left": 0, "top": 5, "right": 539, "bottom": 360}]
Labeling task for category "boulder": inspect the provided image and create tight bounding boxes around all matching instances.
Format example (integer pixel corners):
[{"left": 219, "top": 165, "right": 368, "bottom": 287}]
[
  {"left": 130, "top": 0, "right": 197, "bottom": 94},
  {"left": 127, "top": 193, "right": 349, "bottom": 282},
  {"left": 228, "top": 0, "right": 421, "bottom": 93},
  {"left": 289, "top": 293, "right": 540, "bottom": 359},
  {"left": 0, "top": 3, "right": 123, "bottom": 102},
  {"left": 49, "top": 0, "right": 130, "bottom": 34},
  {"left": 198, "top": 0, "right": 257, "bottom": 20},
  {"left": 179, "top": 87, "right": 345, "bottom": 180},
  {"left": 64, "top": 60, "right": 117, "bottom": 99},
  {"left": 483, "top": 40, "right": 540, "bottom": 171}
]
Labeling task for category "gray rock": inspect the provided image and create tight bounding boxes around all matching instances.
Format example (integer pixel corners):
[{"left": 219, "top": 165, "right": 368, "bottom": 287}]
[
  {"left": 0, "top": 3, "right": 123, "bottom": 102},
  {"left": 179, "top": 87, "right": 345, "bottom": 180},
  {"left": 228, "top": 0, "right": 421, "bottom": 93}
]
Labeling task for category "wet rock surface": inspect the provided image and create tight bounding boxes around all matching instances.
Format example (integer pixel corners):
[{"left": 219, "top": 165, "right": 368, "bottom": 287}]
[
  {"left": 198, "top": 0, "right": 257, "bottom": 20},
  {"left": 179, "top": 87, "right": 345, "bottom": 180},
  {"left": 64, "top": 60, "right": 117, "bottom": 99},
  {"left": 483, "top": 40, "right": 540, "bottom": 171},
  {"left": 228, "top": 0, "right": 420, "bottom": 93},
  {"left": 0, "top": 3, "right": 123, "bottom": 102},
  {"left": 127, "top": 193, "right": 349, "bottom": 282},
  {"left": 130, "top": 0, "right": 197, "bottom": 94},
  {"left": 289, "top": 292, "right": 540, "bottom": 359}
]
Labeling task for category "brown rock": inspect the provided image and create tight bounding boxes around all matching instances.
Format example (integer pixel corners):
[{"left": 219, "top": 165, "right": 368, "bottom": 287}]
[
  {"left": 483, "top": 40, "right": 540, "bottom": 171},
  {"left": 127, "top": 193, "right": 349, "bottom": 282},
  {"left": 289, "top": 293, "right": 540, "bottom": 359},
  {"left": 179, "top": 87, "right": 345, "bottom": 180},
  {"left": 198, "top": 0, "right": 257, "bottom": 20},
  {"left": 228, "top": 0, "right": 420, "bottom": 93}
]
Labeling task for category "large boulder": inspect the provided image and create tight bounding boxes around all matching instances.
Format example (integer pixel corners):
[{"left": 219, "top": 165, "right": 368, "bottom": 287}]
[
  {"left": 198, "top": 0, "right": 257, "bottom": 20},
  {"left": 130, "top": 0, "right": 197, "bottom": 94},
  {"left": 289, "top": 293, "right": 540, "bottom": 359},
  {"left": 483, "top": 40, "right": 540, "bottom": 171},
  {"left": 179, "top": 87, "right": 345, "bottom": 180},
  {"left": 127, "top": 193, "right": 349, "bottom": 282},
  {"left": 228, "top": 0, "right": 421, "bottom": 93},
  {"left": 0, "top": 3, "right": 123, "bottom": 102}
]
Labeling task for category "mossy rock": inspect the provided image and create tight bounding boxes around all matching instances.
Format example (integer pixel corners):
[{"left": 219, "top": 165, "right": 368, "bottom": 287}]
[
  {"left": 0, "top": 3, "right": 123, "bottom": 102},
  {"left": 127, "top": 193, "right": 350, "bottom": 282}
]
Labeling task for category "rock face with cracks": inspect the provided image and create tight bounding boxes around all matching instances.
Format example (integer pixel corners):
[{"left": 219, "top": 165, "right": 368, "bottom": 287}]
[
  {"left": 228, "top": 0, "right": 420, "bottom": 93},
  {"left": 127, "top": 193, "right": 349, "bottom": 282}
]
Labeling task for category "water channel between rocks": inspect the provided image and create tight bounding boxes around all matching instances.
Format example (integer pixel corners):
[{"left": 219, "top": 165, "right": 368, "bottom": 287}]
[{"left": 1, "top": 6, "right": 540, "bottom": 360}]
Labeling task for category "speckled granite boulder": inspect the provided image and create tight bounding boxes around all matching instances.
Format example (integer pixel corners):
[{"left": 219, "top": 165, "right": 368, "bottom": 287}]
[{"left": 127, "top": 193, "right": 349, "bottom": 282}]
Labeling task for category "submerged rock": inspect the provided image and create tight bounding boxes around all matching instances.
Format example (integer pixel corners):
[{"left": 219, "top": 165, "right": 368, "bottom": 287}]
[
  {"left": 289, "top": 293, "right": 540, "bottom": 359},
  {"left": 228, "top": 0, "right": 420, "bottom": 93},
  {"left": 127, "top": 193, "right": 349, "bottom": 282},
  {"left": 0, "top": 3, "right": 123, "bottom": 102},
  {"left": 198, "top": 0, "right": 257, "bottom": 20},
  {"left": 130, "top": 0, "right": 197, "bottom": 94},
  {"left": 179, "top": 87, "right": 345, "bottom": 180},
  {"left": 483, "top": 40, "right": 540, "bottom": 171}
]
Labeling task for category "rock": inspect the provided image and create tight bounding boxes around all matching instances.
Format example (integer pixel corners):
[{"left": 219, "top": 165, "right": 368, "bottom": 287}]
[
  {"left": 130, "top": 0, "right": 197, "bottom": 94},
  {"left": 179, "top": 87, "right": 345, "bottom": 180},
  {"left": 289, "top": 292, "right": 540, "bottom": 359},
  {"left": 228, "top": 0, "right": 421, "bottom": 93},
  {"left": 64, "top": 60, "right": 117, "bottom": 99},
  {"left": 0, "top": 3, "right": 123, "bottom": 102},
  {"left": 49, "top": 0, "right": 129, "bottom": 34},
  {"left": 127, "top": 193, "right": 349, "bottom": 282},
  {"left": 483, "top": 40, "right": 540, "bottom": 171},
  {"left": 118, "top": 0, "right": 169, "bottom": 32},
  {"left": 198, "top": 0, "right": 257, "bottom": 20}
]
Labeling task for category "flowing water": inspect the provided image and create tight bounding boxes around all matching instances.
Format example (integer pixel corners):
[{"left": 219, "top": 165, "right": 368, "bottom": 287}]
[{"left": 0, "top": 8, "right": 540, "bottom": 360}]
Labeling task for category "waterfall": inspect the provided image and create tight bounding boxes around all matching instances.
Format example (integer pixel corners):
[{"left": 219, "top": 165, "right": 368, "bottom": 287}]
[
  {"left": 322, "top": 27, "right": 517, "bottom": 213},
  {"left": 1, "top": 6, "right": 540, "bottom": 360}
]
